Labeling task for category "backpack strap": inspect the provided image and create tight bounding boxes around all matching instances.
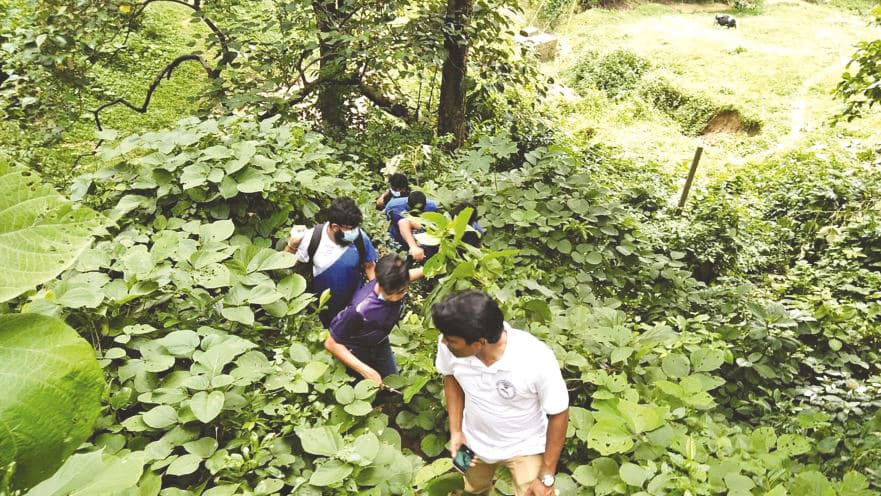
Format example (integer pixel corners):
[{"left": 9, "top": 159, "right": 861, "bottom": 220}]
[
  {"left": 306, "top": 223, "right": 324, "bottom": 261},
  {"left": 354, "top": 231, "right": 367, "bottom": 267}
]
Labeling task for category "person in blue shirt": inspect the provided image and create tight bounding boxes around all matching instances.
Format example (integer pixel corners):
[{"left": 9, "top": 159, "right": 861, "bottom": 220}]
[
  {"left": 324, "top": 254, "right": 423, "bottom": 384},
  {"left": 287, "top": 197, "right": 378, "bottom": 327},
  {"left": 385, "top": 190, "right": 438, "bottom": 249}
]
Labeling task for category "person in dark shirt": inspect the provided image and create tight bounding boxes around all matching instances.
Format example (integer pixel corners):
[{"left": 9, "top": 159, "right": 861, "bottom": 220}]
[
  {"left": 324, "top": 254, "right": 423, "bottom": 385},
  {"left": 375, "top": 173, "right": 410, "bottom": 211}
]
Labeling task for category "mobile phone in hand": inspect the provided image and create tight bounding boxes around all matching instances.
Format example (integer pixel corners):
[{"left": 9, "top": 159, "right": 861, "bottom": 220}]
[{"left": 452, "top": 445, "right": 475, "bottom": 473}]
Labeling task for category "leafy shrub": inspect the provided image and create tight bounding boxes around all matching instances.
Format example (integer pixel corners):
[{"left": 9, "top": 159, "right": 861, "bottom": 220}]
[
  {"left": 571, "top": 49, "right": 652, "bottom": 100},
  {"left": 639, "top": 75, "right": 762, "bottom": 136}
]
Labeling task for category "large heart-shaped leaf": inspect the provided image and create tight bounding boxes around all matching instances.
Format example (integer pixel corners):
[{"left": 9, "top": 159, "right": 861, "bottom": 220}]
[
  {"left": 190, "top": 391, "right": 225, "bottom": 423},
  {"left": 0, "top": 162, "right": 104, "bottom": 302},
  {"left": 0, "top": 314, "right": 104, "bottom": 490}
]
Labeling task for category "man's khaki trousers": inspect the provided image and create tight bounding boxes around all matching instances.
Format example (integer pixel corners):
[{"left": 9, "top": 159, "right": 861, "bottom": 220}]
[{"left": 463, "top": 454, "right": 543, "bottom": 496}]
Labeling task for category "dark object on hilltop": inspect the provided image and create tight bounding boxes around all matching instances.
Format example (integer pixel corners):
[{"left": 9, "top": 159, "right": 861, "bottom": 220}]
[{"left": 715, "top": 14, "right": 737, "bottom": 28}]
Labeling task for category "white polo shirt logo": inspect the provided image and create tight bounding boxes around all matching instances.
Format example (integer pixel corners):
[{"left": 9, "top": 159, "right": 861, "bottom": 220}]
[{"left": 496, "top": 379, "right": 516, "bottom": 400}]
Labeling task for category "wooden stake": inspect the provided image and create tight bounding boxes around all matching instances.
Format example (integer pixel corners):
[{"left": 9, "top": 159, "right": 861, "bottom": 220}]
[{"left": 678, "top": 146, "right": 703, "bottom": 209}]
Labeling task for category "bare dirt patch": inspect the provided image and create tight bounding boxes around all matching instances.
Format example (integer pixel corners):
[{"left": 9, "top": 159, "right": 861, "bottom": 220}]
[{"left": 701, "top": 109, "right": 760, "bottom": 135}]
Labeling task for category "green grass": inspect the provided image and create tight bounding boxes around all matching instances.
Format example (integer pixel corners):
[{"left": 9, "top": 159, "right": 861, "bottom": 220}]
[
  {"left": 539, "top": 0, "right": 881, "bottom": 183},
  {"left": 0, "top": 2, "right": 215, "bottom": 185}
]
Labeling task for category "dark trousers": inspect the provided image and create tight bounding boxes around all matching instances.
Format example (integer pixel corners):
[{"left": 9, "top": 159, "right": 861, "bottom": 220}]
[{"left": 346, "top": 340, "right": 398, "bottom": 378}]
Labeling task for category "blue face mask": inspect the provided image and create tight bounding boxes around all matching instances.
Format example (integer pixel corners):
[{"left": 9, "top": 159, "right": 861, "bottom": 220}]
[
  {"left": 390, "top": 189, "right": 402, "bottom": 197},
  {"left": 342, "top": 227, "right": 360, "bottom": 243}
]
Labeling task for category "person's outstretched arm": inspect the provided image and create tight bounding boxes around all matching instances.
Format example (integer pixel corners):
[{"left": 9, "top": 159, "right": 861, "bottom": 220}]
[
  {"left": 324, "top": 335, "right": 382, "bottom": 385},
  {"left": 398, "top": 217, "right": 424, "bottom": 261}
]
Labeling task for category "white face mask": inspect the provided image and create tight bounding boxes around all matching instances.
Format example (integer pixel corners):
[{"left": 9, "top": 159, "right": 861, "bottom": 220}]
[{"left": 390, "top": 189, "right": 402, "bottom": 197}]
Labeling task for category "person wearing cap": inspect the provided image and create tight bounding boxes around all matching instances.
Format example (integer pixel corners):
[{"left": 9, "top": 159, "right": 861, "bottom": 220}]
[{"left": 432, "top": 291, "right": 569, "bottom": 496}]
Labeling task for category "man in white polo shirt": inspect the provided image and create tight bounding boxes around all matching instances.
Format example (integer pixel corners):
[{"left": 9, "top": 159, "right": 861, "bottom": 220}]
[{"left": 432, "top": 291, "right": 569, "bottom": 496}]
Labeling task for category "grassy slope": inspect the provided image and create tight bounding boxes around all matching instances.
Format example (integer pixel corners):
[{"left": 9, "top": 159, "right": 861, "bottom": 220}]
[
  {"left": 540, "top": 0, "right": 881, "bottom": 184},
  {"left": 0, "top": 3, "right": 213, "bottom": 183}
]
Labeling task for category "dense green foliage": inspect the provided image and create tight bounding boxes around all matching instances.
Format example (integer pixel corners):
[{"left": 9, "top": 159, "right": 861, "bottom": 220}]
[{"left": 1, "top": 0, "right": 880, "bottom": 494}]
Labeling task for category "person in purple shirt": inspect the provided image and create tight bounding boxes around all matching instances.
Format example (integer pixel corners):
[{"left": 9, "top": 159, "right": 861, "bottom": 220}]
[{"left": 324, "top": 254, "right": 423, "bottom": 385}]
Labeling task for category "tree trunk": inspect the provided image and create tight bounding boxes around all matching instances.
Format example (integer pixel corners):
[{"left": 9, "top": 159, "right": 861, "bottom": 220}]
[
  {"left": 313, "top": 0, "right": 349, "bottom": 133},
  {"left": 437, "top": 0, "right": 471, "bottom": 151}
]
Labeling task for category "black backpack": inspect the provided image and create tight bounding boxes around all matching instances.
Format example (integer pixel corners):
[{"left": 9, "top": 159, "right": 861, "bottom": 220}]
[{"left": 292, "top": 223, "right": 368, "bottom": 287}]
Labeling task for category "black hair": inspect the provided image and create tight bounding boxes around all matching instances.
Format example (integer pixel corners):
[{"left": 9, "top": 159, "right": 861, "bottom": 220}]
[
  {"left": 431, "top": 291, "right": 504, "bottom": 344},
  {"left": 407, "top": 190, "right": 427, "bottom": 212},
  {"left": 327, "top": 197, "right": 363, "bottom": 227},
  {"left": 375, "top": 254, "right": 410, "bottom": 294},
  {"left": 389, "top": 173, "right": 409, "bottom": 191}
]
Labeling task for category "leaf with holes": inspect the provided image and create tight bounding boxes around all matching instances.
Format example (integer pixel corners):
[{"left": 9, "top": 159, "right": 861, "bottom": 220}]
[{"left": 0, "top": 161, "right": 104, "bottom": 302}]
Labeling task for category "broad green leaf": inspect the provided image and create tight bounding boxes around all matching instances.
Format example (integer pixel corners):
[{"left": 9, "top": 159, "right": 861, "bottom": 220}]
[
  {"left": 0, "top": 314, "right": 104, "bottom": 490},
  {"left": 142, "top": 405, "right": 178, "bottom": 429},
  {"left": 54, "top": 282, "right": 104, "bottom": 309},
  {"left": 403, "top": 375, "right": 430, "bottom": 403},
  {"left": 725, "top": 473, "right": 755, "bottom": 493},
  {"left": 198, "top": 220, "right": 235, "bottom": 242},
  {"left": 288, "top": 343, "right": 312, "bottom": 364},
  {"left": 159, "top": 330, "right": 201, "bottom": 357},
  {"left": 309, "top": 459, "right": 353, "bottom": 487},
  {"left": 661, "top": 353, "right": 690, "bottom": 378},
  {"left": 777, "top": 433, "right": 811, "bottom": 456},
  {"left": 221, "top": 306, "right": 254, "bottom": 326},
  {"left": 587, "top": 421, "right": 633, "bottom": 455},
  {"left": 691, "top": 348, "right": 725, "bottom": 372},
  {"left": 295, "top": 426, "right": 344, "bottom": 456},
  {"left": 254, "top": 479, "right": 284, "bottom": 495},
  {"left": 572, "top": 465, "right": 597, "bottom": 487},
  {"left": 420, "top": 434, "right": 445, "bottom": 457},
  {"left": 790, "top": 471, "right": 835, "bottom": 496},
  {"left": 354, "top": 379, "right": 378, "bottom": 400},
  {"left": 334, "top": 385, "right": 355, "bottom": 405},
  {"left": 184, "top": 438, "right": 219, "bottom": 458},
  {"left": 619, "top": 463, "right": 648, "bottom": 487},
  {"left": 26, "top": 450, "right": 145, "bottom": 496},
  {"left": 414, "top": 458, "right": 454, "bottom": 487},
  {"left": 344, "top": 400, "right": 373, "bottom": 416},
  {"left": 167, "top": 454, "right": 201, "bottom": 476},
  {"left": 0, "top": 162, "right": 104, "bottom": 302},
  {"left": 190, "top": 391, "right": 225, "bottom": 423},
  {"left": 617, "top": 400, "right": 667, "bottom": 434},
  {"left": 246, "top": 249, "right": 297, "bottom": 273},
  {"left": 302, "top": 361, "right": 329, "bottom": 383},
  {"left": 278, "top": 274, "right": 307, "bottom": 299},
  {"left": 345, "top": 432, "right": 381, "bottom": 466},
  {"left": 584, "top": 251, "right": 603, "bottom": 265}
]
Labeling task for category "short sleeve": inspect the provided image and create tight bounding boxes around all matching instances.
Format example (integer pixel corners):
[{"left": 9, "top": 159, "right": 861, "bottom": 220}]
[
  {"left": 361, "top": 232, "right": 378, "bottom": 262},
  {"left": 329, "top": 304, "right": 364, "bottom": 344},
  {"left": 435, "top": 337, "right": 454, "bottom": 376},
  {"left": 536, "top": 349, "right": 569, "bottom": 415},
  {"left": 296, "top": 226, "right": 315, "bottom": 263}
]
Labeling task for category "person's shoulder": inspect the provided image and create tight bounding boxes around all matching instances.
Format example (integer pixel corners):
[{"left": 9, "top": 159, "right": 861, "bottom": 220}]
[
  {"left": 507, "top": 325, "right": 554, "bottom": 358},
  {"left": 385, "top": 197, "right": 408, "bottom": 210}
]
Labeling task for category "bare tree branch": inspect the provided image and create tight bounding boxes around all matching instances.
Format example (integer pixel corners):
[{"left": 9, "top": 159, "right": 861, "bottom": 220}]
[
  {"left": 90, "top": 53, "right": 216, "bottom": 154},
  {"left": 358, "top": 81, "right": 416, "bottom": 123}
]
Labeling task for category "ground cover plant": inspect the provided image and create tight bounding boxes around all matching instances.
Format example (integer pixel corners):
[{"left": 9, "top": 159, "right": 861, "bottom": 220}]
[{"left": 1, "top": 0, "right": 880, "bottom": 494}]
